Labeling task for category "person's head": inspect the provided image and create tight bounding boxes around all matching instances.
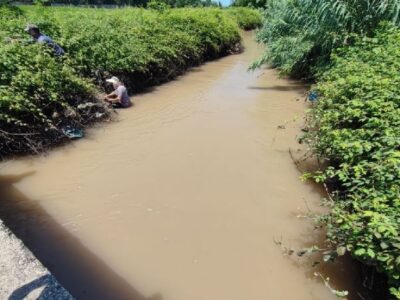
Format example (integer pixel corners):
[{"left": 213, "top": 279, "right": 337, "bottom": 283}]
[
  {"left": 106, "top": 76, "right": 122, "bottom": 89},
  {"left": 25, "top": 24, "right": 41, "bottom": 39}
]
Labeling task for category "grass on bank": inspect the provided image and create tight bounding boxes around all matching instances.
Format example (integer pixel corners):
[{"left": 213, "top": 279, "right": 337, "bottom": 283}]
[{"left": 0, "top": 6, "right": 260, "bottom": 156}]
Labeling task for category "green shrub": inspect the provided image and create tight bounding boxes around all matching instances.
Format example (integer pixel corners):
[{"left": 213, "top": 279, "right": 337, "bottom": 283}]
[
  {"left": 20, "top": 7, "right": 240, "bottom": 87},
  {"left": 231, "top": 0, "right": 267, "bottom": 9},
  {"left": 252, "top": 0, "right": 400, "bottom": 78},
  {"left": 226, "top": 7, "right": 262, "bottom": 30},
  {"left": 0, "top": 7, "right": 242, "bottom": 156},
  {"left": 0, "top": 41, "right": 102, "bottom": 155},
  {"left": 0, "top": 5, "right": 23, "bottom": 18},
  {"left": 304, "top": 23, "right": 400, "bottom": 298}
]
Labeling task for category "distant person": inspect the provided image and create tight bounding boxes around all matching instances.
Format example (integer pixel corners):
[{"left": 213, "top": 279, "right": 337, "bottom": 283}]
[
  {"left": 25, "top": 24, "right": 65, "bottom": 56},
  {"left": 104, "top": 76, "right": 132, "bottom": 108}
]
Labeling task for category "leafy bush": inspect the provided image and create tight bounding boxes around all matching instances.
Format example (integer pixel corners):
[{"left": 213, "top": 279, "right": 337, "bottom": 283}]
[
  {"left": 252, "top": 0, "right": 400, "bottom": 297},
  {"left": 0, "top": 5, "right": 23, "bottom": 18},
  {"left": 160, "top": 0, "right": 220, "bottom": 8},
  {"left": 304, "top": 23, "right": 400, "bottom": 298},
  {"left": 253, "top": 0, "right": 400, "bottom": 78},
  {"left": 0, "top": 16, "right": 103, "bottom": 155},
  {"left": 231, "top": 0, "right": 267, "bottom": 9},
  {"left": 0, "top": 6, "right": 242, "bottom": 156},
  {"left": 20, "top": 7, "right": 240, "bottom": 87},
  {"left": 226, "top": 7, "right": 262, "bottom": 30}
]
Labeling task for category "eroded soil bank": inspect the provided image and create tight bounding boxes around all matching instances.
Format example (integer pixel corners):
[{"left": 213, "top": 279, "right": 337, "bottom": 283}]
[{"left": 0, "top": 32, "right": 361, "bottom": 300}]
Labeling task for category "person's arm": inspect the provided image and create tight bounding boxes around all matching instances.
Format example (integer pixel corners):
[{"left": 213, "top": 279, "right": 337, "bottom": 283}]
[
  {"left": 104, "top": 91, "right": 122, "bottom": 103},
  {"left": 107, "top": 87, "right": 123, "bottom": 103},
  {"left": 104, "top": 91, "right": 116, "bottom": 100},
  {"left": 113, "top": 93, "right": 123, "bottom": 103}
]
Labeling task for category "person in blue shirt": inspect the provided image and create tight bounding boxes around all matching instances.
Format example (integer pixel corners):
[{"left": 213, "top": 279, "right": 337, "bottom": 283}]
[{"left": 25, "top": 24, "right": 65, "bottom": 56}]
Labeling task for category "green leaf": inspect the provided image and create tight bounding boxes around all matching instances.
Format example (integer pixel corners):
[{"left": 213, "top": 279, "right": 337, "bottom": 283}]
[
  {"left": 367, "top": 249, "right": 375, "bottom": 258},
  {"left": 354, "top": 248, "right": 366, "bottom": 256}
]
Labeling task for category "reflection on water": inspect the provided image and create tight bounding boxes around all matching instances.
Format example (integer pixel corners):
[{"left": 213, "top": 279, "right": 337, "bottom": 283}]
[{"left": 0, "top": 32, "right": 364, "bottom": 300}]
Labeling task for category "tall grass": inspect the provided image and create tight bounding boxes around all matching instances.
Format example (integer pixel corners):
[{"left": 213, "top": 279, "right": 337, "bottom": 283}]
[{"left": 253, "top": 0, "right": 400, "bottom": 78}]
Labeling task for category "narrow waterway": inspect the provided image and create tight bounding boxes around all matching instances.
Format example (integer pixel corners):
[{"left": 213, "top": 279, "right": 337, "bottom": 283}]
[{"left": 0, "top": 32, "right": 360, "bottom": 300}]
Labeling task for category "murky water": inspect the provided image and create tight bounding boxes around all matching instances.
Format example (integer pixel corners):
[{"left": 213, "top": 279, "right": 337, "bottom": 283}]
[{"left": 0, "top": 32, "right": 361, "bottom": 300}]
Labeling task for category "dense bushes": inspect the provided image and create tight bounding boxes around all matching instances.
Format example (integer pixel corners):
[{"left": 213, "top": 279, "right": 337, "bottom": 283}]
[
  {"left": 253, "top": 0, "right": 400, "bottom": 78},
  {"left": 0, "top": 6, "right": 247, "bottom": 156},
  {"left": 231, "top": 0, "right": 267, "bottom": 9},
  {"left": 0, "top": 5, "right": 22, "bottom": 17},
  {"left": 8, "top": 7, "right": 241, "bottom": 87},
  {"left": 0, "top": 8, "right": 103, "bottom": 154},
  {"left": 226, "top": 7, "right": 262, "bottom": 30},
  {"left": 254, "top": 1, "right": 400, "bottom": 297},
  {"left": 0, "top": 41, "right": 101, "bottom": 153},
  {"left": 303, "top": 24, "right": 400, "bottom": 298}
]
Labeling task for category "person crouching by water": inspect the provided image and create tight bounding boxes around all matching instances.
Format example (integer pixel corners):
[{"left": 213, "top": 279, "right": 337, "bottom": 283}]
[
  {"left": 104, "top": 76, "right": 132, "bottom": 108},
  {"left": 25, "top": 24, "right": 65, "bottom": 57}
]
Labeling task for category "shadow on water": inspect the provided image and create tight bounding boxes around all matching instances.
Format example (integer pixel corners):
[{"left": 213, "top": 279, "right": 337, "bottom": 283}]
[{"left": 0, "top": 172, "right": 162, "bottom": 300}]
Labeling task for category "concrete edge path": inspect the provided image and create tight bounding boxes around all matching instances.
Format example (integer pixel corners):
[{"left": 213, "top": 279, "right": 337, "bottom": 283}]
[{"left": 0, "top": 219, "right": 74, "bottom": 300}]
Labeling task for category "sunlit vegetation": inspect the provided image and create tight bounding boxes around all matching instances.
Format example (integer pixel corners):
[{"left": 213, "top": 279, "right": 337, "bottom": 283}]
[
  {"left": 254, "top": 1, "right": 400, "bottom": 298},
  {"left": 0, "top": 5, "right": 259, "bottom": 156}
]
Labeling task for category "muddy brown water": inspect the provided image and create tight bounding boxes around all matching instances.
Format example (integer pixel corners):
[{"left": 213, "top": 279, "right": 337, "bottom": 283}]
[{"left": 0, "top": 32, "right": 362, "bottom": 300}]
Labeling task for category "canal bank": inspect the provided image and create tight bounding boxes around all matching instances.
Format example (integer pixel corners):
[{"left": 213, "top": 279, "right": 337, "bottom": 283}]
[{"left": 0, "top": 219, "right": 73, "bottom": 299}]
